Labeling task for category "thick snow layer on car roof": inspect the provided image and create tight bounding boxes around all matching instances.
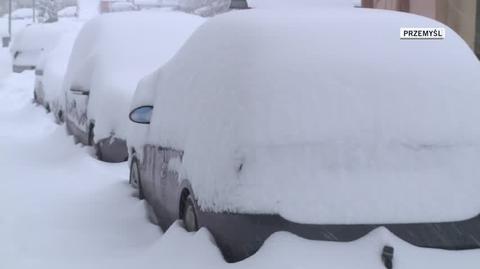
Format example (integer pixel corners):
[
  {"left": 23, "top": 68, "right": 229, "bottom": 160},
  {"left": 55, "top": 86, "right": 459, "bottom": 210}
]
[
  {"left": 10, "top": 8, "right": 37, "bottom": 19},
  {"left": 10, "top": 21, "right": 77, "bottom": 54},
  {"left": 147, "top": 8, "right": 480, "bottom": 224},
  {"left": 41, "top": 23, "right": 83, "bottom": 113},
  {"left": 64, "top": 10, "right": 205, "bottom": 141},
  {"left": 0, "top": 17, "right": 31, "bottom": 39},
  {"left": 58, "top": 6, "right": 78, "bottom": 17}
]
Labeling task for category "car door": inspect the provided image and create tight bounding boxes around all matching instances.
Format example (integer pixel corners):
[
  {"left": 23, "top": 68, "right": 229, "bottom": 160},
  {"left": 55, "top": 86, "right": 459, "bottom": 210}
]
[
  {"left": 65, "top": 88, "right": 90, "bottom": 143},
  {"left": 140, "top": 145, "right": 157, "bottom": 201},
  {"left": 154, "top": 146, "right": 183, "bottom": 227}
]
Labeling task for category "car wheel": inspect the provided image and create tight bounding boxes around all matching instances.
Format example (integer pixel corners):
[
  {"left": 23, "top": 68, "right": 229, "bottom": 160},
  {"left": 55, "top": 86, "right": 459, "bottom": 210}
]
[
  {"left": 57, "top": 110, "right": 64, "bottom": 123},
  {"left": 45, "top": 103, "right": 51, "bottom": 113},
  {"left": 88, "top": 123, "right": 95, "bottom": 146},
  {"left": 182, "top": 195, "right": 199, "bottom": 232},
  {"left": 94, "top": 142, "right": 103, "bottom": 161},
  {"left": 129, "top": 159, "right": 144, "bottom": 200}
]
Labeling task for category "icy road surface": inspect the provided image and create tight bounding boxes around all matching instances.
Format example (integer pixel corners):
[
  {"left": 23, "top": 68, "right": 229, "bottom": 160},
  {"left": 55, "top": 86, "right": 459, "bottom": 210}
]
[{"left": 1, "top": 47, "right": 480, "bottom": 269}]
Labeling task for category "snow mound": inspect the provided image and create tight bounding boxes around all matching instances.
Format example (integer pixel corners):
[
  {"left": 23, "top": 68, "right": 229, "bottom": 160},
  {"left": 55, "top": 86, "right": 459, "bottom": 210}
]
[
  {"left": 40, "top": 22, "right": 83, "bottom": 115},
  {"left": 10, "top": 21, "right": 78, "bottom": 67}
]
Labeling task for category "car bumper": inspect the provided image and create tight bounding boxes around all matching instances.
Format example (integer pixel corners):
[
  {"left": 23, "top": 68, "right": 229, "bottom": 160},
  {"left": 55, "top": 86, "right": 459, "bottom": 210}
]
[
  {"left": 13, "top": 65, "right": 35, "bottom": 73},
  {"left": 96, "top": 136, "right": 128, "bottom": 163},
  {"left": 198, "top": 211, "right": 480, "bottom": 262}
]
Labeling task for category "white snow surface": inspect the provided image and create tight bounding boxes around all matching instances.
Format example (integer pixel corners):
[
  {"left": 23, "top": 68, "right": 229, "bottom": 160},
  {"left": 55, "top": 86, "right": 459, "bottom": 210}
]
[
  {"left": 0, "top": 18, "right": 31, "bottom": 39},
  {"left": 58, "top": 6, "right": 79, "bottom": 18},
  {"left": 39, "top": 22, "right": 83, "bottom": 115},
  {"left": 63, "top": 10, "right": 205, "bottom": 141},
  {"left": 2, "top": 42, "right": 480, "bottom": 268},
  {"left": 77, "top": 0, "right": 101, "bottom": 20},
  {"left": 10, "top": 21, "right": 78, "bottom": 67},
  {"left": 144, "top": 8, "right": 480, "bottom": 224},
  {"left": 248, "top": 0, "right": 356, "bottom": 9},
  {"left": 9, "top": 8, "right": 37, "bottom": 19},
  {"left": 110, "top": 2, "right": 140, "bottom": 12}
]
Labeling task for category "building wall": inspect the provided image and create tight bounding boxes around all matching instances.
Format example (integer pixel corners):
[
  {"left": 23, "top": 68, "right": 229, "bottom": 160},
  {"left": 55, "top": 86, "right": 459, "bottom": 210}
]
[
  {"left": 409, "top": 0, "right": 436, "bottom": 19},
  {"left": 362, "top": 0, "right": 477, "bottom": 52},
  {"left": 438, "top": 0, "right": 476, "bottom": 48},
  {"left": 0, "top": 2, "right": 7, "bottom": 16}
]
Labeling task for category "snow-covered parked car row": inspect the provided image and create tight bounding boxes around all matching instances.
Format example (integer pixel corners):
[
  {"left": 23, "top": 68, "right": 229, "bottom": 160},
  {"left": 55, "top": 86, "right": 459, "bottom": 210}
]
[
  {"left": 24, "top": 0, "right": 480, "bottom": 264},
  {"left": 63, "top": 10, "right": 204, "bottom": 162},
  {"left": 34, "top": 25, "right": 82, "bottom": 122}
]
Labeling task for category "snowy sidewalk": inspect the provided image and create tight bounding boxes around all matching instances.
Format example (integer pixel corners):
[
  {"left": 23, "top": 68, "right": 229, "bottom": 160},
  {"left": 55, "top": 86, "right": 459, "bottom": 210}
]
[{"left": 0, "top": 51, "right": 162, "bottom": 268}]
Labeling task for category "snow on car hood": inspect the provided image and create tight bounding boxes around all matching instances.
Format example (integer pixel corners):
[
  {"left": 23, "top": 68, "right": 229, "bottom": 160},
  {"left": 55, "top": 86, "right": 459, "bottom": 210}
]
[
  {"left": 10, "top": 21, "right": 77, "bottom": 54},
  {"left": 42, "top": 24, "right": 83, "bottom": 108},
  {"left": 149, "top": 8, "right": 480, "bottom": 224}
]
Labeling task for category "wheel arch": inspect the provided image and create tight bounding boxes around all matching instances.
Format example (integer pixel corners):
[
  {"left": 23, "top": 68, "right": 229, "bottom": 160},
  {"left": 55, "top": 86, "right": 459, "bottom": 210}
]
[
  {"left": 178, "top": 180, "right": 195, "bottom": 220},
  {"left": 87, "top": 120, "right": 95, "bottom": 145}
]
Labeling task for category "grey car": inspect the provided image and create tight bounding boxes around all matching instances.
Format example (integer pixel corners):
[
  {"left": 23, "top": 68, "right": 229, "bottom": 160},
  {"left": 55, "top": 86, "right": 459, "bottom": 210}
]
[{"left": 128, "top": 7, "right": 480, "bottom": 263}]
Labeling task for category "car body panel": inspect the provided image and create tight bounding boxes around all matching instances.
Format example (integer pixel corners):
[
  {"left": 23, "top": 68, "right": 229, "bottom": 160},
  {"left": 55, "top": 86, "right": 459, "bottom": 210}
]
[
  {"left": 33, "top": 74, "right": 46, "bottom": 106},
  {"left": 135, "top": 143, "right": 480, "bottom": 262},
  {"left": 65, "top": 117, "right": 90, "bottom": 145},
  {"left": 65, "top": 89, "right": 90, "bottom": 143}
]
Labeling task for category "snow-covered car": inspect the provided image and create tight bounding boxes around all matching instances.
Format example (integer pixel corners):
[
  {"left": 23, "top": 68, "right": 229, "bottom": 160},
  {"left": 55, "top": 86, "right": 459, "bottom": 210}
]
[
  {"left": 63, "top": 10, "right": 204, "bottom": 163},
  {"left": 133, "top": 0, "right": 162, "bottom": 9},
  {"left": 34, "top": 24, "right": 82, "bottom": 122},
  {"left": 100, "top": 0, "right": 139, "bottom": 13},
  {"left": 10, "top": 22, "right": 73, "bottom": 73},
  {"left": 127, "top": 8, "right": 480, "bottom": 262},
  {"left": 176, "top": 0, "right": 248, "bottom": 16},
  {"left": 110, "top": 2, "right": 140, "bottom": 12},
  {"left": 0, "top": 16, "right": 31, "bottom": 47},
  {"left": 9, "top": 8, "right": 38, "bottom": 20},
  {"left": 58, "top": 6, "right": 79, "bottom": 18}
]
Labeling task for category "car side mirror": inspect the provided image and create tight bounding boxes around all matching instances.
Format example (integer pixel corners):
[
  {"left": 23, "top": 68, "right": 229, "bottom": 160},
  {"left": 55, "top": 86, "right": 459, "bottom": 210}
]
[
  {"left": 129, "top": 106, "right": 153, "bottom": 124},
  {"left": 70, "top": 88, "right": 90, "bottom": 96}
]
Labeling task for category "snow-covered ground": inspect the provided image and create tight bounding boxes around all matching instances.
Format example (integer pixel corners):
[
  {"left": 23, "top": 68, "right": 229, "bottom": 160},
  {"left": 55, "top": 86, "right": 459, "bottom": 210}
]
[
  {"left": 0, "top": 47, "right": 163, "bottom": 268},
  {"left": 2, "top": 40, "right": 480, "bottom": 268}
]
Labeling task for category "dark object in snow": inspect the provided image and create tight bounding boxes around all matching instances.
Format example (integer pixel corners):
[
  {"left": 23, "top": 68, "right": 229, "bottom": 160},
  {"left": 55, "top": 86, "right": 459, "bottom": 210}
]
[
  {"left": 230, "top": 0, "right": 248, "bottom": 9},
  {"left": 39, "top": 0, "right": 59, "bottom": 23},
  {"left": 2, "top": 37, "right": 10, "bottom": 48},
  {"left": 382, "top": 245, "right": 394, "bottom": 269}
]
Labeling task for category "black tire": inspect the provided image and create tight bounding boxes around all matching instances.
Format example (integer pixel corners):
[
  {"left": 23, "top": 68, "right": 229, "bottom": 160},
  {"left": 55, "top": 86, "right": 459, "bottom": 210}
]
[
  {"left": 88, "top": 123, "right": 95, "bottom": 146},
  {"left": 57, "top": 110, "right": 64, "bottom": 123},
  {"left": 45, "top": 103, "right": 51, "bottom": 113},
  {"left": 182, "top": 195, "right": 199, "bottom": 232},
  {"left": 129, "top": 159, "right": 144, "bottom": 200},
  {"left": 94, "top": 142, "right": 103, "bottom": 161}
]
